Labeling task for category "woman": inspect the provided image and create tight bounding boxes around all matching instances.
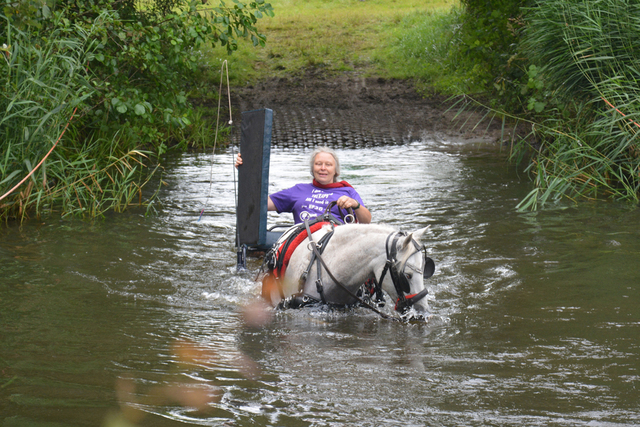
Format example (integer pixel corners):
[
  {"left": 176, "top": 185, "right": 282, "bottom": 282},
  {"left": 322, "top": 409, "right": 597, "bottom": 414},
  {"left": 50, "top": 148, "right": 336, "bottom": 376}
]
[{"left": 236, "top": 147, "right": 372, "bottom": 224}]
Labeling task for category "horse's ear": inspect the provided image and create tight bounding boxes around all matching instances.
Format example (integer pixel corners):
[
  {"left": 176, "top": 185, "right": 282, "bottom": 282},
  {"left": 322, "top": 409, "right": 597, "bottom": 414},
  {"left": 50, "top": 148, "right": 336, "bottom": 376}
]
[{"left": 408, "top": 226, "right": 430, "bottom": 246}]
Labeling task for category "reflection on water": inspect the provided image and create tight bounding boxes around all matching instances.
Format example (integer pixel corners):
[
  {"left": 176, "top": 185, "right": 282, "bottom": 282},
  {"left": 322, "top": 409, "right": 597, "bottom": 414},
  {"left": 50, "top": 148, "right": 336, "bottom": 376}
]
[{"left": 1, "top": 140, "right": 640, "bottom": 426}]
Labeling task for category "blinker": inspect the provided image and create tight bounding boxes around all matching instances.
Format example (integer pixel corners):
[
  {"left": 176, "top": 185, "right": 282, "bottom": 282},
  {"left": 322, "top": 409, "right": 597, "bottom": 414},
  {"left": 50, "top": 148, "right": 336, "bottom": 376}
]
[{"left": 423, "top": 255, "right": 435, "bottom": 279}]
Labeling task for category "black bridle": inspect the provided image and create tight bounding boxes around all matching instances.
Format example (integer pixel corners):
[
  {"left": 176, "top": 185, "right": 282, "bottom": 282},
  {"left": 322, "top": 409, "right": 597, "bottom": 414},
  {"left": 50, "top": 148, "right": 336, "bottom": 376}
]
[{"left": 376, "top": 231, "right": 435, "bottom": 315}]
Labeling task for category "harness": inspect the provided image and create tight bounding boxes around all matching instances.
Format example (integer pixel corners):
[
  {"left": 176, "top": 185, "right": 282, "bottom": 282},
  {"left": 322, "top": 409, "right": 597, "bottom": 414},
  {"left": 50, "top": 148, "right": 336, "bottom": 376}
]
[
  {"left": 263, "top": 201, "right": 357, "bottom": 279},
  {"left": 290, "top": 229, "right": 435, "bottom": 319},
  {"left": 269, "top": 219, "right": 331, "bottom": 280}
]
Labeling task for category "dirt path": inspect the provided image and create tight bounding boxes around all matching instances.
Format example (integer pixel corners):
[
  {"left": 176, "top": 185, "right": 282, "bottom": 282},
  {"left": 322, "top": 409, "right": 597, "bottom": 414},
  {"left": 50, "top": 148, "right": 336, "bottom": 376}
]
[{"left": 230, "top": 70, "right": 505, "bottom": 147}]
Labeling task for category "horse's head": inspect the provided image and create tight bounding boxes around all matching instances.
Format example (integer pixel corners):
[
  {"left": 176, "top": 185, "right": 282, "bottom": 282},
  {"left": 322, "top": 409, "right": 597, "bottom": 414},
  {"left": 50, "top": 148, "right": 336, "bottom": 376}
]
[{"left": 382, "top": 226, "right": 435, "bottom": 320}]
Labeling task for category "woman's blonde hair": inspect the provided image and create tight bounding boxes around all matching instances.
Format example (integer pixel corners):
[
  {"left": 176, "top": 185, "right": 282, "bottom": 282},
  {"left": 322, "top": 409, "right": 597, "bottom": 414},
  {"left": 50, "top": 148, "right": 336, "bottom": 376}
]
[{"left": 309, "top": 146, "right": 341, "bottom": 182}]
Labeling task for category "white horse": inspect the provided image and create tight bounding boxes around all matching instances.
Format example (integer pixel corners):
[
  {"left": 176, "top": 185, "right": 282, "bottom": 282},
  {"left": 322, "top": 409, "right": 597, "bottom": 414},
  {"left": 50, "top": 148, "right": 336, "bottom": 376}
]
[{"left": 267, "top": 223, "right": 434, "bottom": 319}]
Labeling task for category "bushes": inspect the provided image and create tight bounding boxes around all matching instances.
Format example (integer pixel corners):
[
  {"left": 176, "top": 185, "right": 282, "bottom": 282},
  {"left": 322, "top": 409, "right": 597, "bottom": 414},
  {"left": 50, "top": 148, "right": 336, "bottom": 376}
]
[
  {"left": 457, "top": 0, "right": 531, "bottom": 104},
  {"left": 0, "top": 0, "right": 273, "bottom": 221},
  {"left": 0, "top": 12, "right": 157, "bottom": 220},
  {"left": 69, "top": 0, "right": 272, "bottom": 148}
]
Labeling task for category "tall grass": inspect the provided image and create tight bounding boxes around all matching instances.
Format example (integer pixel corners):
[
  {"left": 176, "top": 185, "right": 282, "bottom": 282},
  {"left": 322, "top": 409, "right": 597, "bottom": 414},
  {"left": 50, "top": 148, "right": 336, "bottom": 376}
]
[
  {"left": 0, "top": 14, "right": 159, "bottom": 221},
  {"left": 514, "top": 0, "right": 640, "bottom": 209}
]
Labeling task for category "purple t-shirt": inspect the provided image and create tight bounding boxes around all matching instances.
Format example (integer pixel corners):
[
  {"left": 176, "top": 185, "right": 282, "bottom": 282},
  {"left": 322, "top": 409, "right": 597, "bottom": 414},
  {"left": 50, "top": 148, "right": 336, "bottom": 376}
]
[{"left": 270, "top": 183, "right": 366, "bottom": 224}]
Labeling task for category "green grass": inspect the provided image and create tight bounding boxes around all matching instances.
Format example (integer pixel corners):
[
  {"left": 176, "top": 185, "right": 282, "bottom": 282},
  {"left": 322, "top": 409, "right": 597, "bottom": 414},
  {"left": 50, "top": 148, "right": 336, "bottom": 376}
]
[
  {"left": 200, "top": 0, "right": 458, "bottom": 85},
  {"left": 381, "top": 6, "right": 480, "bottom": 94}
]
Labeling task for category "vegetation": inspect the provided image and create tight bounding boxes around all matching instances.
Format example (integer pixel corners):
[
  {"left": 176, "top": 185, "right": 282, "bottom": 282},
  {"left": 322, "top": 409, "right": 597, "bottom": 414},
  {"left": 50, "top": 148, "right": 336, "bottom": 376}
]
[
  {"left": 4, "top": 0, "right": 640, "bottom": 218},
  {"left": 387, "top": 0, "right": 640, "bottom": 209},
  {"left": 1, "top": 0, "right": 273, "bottom": 221},
  {"left": 514, "top": 0, "right": 640, "bottom": 209}
]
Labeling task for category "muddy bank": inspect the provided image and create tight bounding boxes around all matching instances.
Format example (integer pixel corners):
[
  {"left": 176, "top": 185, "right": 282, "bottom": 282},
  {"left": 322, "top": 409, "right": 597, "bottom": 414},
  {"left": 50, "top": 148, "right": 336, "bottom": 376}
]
[{"left": 230, "top": 71, "right": 507, "bottom": 147}]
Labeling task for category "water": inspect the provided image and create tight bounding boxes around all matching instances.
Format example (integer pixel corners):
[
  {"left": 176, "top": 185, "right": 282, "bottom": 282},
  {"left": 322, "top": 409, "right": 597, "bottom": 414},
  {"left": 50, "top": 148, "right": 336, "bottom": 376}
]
[{"left": 1, "top": 139, "right": 639, "bottom": 426}]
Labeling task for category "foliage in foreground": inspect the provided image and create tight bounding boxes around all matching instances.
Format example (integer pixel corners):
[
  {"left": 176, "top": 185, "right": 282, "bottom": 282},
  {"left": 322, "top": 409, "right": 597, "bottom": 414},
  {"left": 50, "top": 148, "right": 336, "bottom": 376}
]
[{"left": 0, "top": 0, "right": 273, "bottom": 221}]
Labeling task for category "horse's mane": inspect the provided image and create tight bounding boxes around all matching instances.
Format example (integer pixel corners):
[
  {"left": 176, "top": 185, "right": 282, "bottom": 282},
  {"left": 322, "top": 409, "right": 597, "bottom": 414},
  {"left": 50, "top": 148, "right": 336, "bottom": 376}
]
[
  {"left": 330, "top": 223, "right": 406, "bottom": 253},
  {"left": 335, "top": 223, "right": 397, "bottom": 233},
  {"left": 332, "top": 223, "right": 421, "bottom": 267}
]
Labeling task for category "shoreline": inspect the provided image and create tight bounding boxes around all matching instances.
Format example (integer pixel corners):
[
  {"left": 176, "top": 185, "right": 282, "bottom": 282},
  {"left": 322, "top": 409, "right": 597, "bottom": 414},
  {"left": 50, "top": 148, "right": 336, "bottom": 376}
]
[{"left": 227, "top": 70, "right": 508, "bottom": 147}]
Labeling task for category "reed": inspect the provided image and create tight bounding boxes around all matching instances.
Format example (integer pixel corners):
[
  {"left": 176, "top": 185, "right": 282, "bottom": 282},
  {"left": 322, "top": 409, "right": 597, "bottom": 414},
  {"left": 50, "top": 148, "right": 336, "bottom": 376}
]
[
  {"left": 514, "top": 0, "right": 640, "bottom": 209},
  {"left": 0, "top": 15, "right": 159, "bottom": 221}
]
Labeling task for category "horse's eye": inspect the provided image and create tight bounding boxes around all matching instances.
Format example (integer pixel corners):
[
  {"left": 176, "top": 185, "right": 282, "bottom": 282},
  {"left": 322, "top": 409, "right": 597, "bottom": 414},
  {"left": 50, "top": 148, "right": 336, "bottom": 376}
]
[{"left": 405, "top": 273, "right": 412, "bottom": 280}]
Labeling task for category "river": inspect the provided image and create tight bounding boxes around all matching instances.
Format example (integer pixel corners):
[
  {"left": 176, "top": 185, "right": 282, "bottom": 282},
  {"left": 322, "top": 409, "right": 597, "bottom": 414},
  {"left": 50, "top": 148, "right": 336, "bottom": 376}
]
[{"left": 1, "top": 139, "right": 639, "bottom": 426}]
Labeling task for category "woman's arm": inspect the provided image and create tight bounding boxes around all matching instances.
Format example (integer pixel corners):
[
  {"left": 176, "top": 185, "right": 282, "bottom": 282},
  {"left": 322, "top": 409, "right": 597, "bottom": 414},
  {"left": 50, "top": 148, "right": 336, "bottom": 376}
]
[{"left": 353, "top": 204, "right": 372, "bottom": 224}]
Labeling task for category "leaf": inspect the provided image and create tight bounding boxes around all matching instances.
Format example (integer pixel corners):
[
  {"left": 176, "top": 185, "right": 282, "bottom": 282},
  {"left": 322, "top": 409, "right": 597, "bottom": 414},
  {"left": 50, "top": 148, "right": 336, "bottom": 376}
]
[
  {"left": 0, "top": 170, "right": 22, "bottom": 186},
  {"left": 116, "top": 104, "right": 128, "bottom": 114},
  {"left": 134, "top": 103, "right": 146, "bottom": 115}
]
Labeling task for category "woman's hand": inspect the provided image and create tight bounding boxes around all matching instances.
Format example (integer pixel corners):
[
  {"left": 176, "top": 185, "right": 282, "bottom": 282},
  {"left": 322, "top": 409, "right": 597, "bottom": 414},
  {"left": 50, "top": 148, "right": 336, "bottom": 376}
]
[
  {"left": 235, "top": 153, "right": 243, "bottom": 168},
  {"left": 336, "top": 196, "right": 359, "bottom": 210},
  {"left": 336, "top": 196, "right": 372, "bottom": 224}
]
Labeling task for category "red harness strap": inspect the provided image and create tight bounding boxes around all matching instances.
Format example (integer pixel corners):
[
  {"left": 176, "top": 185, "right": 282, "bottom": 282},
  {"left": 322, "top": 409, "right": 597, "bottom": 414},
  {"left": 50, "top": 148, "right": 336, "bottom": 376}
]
[{"left": 274, "top": 221, "right": 329, "bottom": 279}]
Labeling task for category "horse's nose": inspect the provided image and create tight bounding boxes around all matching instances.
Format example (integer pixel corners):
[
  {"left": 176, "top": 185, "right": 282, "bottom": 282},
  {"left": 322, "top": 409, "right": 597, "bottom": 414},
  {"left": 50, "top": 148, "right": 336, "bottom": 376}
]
[
  {"left": 400, "top": 305, "right": 431, "bottom": 322},
  {"left": 406, "top": 298, "right": 430, "bottom": 320}
]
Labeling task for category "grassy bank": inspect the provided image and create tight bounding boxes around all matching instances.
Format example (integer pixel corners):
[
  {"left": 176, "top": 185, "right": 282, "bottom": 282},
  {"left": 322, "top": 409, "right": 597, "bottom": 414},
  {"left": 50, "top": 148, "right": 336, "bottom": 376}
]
[{"left": 201, "top": 0, "right": 458, "bottom": 85}]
